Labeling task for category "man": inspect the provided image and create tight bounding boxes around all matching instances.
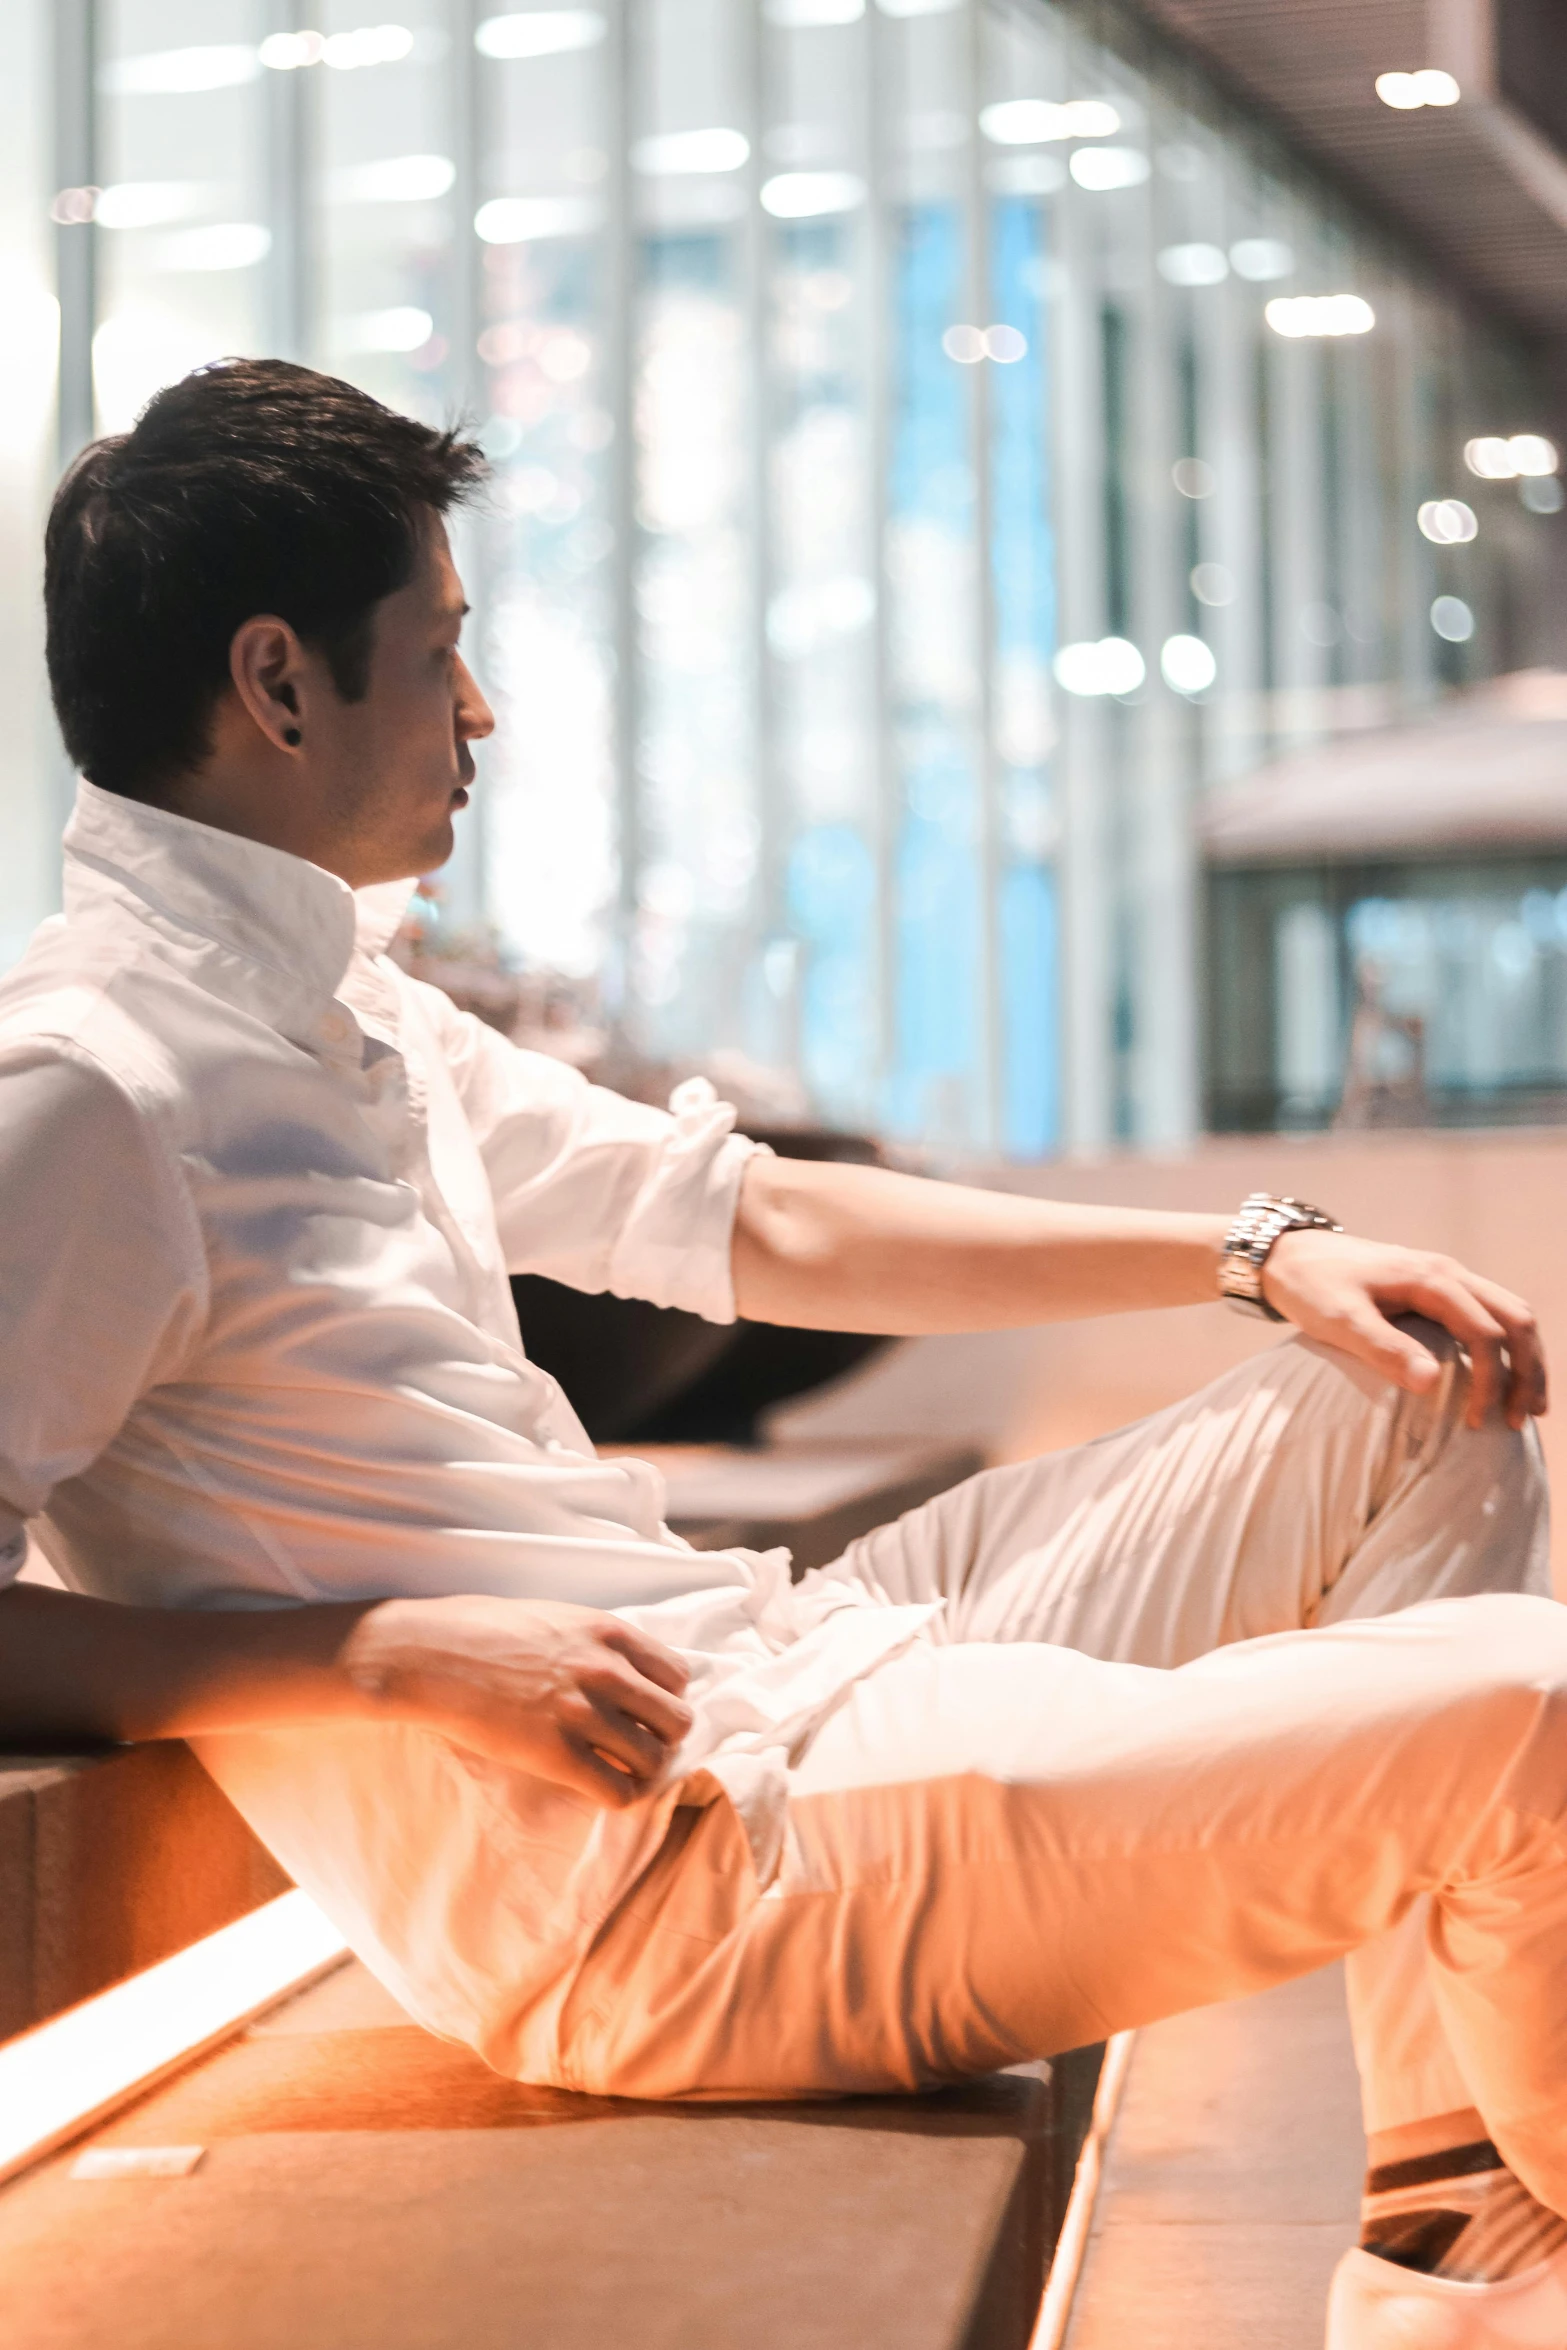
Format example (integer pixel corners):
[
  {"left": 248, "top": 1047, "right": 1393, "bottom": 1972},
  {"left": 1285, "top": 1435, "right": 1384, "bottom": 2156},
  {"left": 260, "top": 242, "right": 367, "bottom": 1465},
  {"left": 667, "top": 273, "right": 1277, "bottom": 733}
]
[{"left": 2, "top": 360, "right": 1563, "bottom": 2349}]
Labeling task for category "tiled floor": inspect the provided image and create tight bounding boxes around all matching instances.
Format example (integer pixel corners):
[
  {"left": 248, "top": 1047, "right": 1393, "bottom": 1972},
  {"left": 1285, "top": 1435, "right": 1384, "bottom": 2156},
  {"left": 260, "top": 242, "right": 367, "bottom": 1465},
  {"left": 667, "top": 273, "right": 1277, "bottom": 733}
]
[{"left": 1067, "top": 1967, "right": 1364, "bottom": 2350}]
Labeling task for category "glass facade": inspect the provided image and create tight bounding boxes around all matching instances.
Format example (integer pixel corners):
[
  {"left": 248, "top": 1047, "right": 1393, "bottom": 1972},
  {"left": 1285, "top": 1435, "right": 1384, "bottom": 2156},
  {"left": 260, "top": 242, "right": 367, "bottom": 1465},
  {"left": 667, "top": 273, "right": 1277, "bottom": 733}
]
[
  {"left": 6, "top": 0, "right": 1560, "bottom": 1151},
  {"left": 1210, "top": 858, "right": 1567, "bottom": 1133}
]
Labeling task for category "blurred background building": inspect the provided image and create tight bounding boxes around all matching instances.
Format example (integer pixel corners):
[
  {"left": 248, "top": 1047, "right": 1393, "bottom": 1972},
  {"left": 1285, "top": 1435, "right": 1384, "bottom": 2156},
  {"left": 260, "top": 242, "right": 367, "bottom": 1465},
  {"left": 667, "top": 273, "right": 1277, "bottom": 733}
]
[{"left": 5, "top": 0, "right": 1567, "bottom": 1156}]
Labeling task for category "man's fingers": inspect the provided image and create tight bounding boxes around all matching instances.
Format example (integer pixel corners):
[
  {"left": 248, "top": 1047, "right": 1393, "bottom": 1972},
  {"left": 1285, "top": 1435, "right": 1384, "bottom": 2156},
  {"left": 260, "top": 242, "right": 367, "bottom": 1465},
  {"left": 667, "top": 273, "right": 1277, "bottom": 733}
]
[
  {"left": 562, "top": 1687, "right": 669, "bottom": 1781},
  {"left": 601, "top": 1620, "right": 691, "bottom": 1697},
  {"left": 557, "top": 1732, "right": 645, "bottom": 1808},
  {"left": 1328, "top": 1299, "right": 1445, "bottom": 1395},
  {"left": 587, "top": 1650, "right": 693, "bottom": 1746},
  {"left": 1464, "top": 1277, "right": 1548, "bottom": 1425},
  {"left": 1400, "top": 1277, "right": 1511, "bottom": 1425}
]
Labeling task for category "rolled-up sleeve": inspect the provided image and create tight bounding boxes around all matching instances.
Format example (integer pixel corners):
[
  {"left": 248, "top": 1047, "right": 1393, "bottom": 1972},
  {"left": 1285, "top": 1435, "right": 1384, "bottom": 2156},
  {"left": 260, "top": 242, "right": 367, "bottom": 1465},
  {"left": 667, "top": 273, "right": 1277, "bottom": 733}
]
[
  {"left": 422, "top": 987, "right": 765, "bottom": 1323},
  {"left": 0, "top": 1046, "right": 204, "bottom": 1584}
]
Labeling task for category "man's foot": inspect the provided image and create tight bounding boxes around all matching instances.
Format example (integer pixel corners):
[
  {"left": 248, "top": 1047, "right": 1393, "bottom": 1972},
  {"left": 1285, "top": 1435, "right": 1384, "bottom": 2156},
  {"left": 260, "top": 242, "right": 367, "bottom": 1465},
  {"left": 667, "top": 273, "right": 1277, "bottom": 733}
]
[
  {"left": 1359, "top": 2140, "right": 1567, "bottom": 2283},
  {"left": 1326, "top": 2240, "right": 1567, "bottom": 2347},
  {"left": 1328, "top": 2138, "right": 1567, "bottom": 2347}
]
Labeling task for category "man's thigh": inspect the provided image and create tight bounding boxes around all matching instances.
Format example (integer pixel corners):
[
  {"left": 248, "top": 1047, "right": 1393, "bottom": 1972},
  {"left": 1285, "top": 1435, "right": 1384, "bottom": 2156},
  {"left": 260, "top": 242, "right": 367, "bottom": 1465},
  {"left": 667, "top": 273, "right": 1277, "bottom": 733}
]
[
  {"left": 821, "top": 1326, "right": 1539, "bottom": 1667},
  {"left": 562, "top": 1597, "right": 1567, "bottom": 2176}
]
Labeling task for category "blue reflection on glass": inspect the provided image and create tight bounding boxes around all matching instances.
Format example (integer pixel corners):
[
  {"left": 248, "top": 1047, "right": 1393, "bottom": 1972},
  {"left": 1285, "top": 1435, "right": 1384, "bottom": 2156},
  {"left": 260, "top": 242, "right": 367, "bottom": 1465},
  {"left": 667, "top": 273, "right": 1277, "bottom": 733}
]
[
  {"left": 989, "top": 192, "right": 1058, "bottom": 1157},
  {"left": 887, "top": 198, "right": 983, "bottom": 1140}
]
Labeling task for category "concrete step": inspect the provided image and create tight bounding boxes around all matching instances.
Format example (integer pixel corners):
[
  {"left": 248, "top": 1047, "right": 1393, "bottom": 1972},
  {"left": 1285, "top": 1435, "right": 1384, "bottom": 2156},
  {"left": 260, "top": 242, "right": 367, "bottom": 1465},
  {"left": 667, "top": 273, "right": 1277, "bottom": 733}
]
[
  {"left": 1065, "top": 1966, "right": 1363, "bottom": 2350},
  {"left": 0, "top": 1959, "right": 1104, "bottom": 2350}
]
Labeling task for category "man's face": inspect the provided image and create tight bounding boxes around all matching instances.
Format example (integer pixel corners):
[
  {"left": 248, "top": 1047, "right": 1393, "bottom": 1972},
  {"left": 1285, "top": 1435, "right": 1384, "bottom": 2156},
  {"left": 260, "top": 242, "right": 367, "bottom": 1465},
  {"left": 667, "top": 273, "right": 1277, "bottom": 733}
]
[{"left": 312, "top": 514, "right": 494, "bottom": 887}]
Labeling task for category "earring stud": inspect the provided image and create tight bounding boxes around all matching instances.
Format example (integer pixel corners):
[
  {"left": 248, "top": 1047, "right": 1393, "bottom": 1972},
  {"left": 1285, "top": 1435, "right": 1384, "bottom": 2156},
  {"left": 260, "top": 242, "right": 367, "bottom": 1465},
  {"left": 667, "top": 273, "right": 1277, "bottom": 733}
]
[{"left": 283, "top": 726, "right": 302, "bottom": 747}]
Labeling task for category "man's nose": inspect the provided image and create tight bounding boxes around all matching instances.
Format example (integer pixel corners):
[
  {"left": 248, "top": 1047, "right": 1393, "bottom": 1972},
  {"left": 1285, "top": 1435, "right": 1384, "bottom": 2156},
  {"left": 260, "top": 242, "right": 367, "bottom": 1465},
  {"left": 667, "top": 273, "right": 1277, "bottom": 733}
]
[{"left": 454, "top": 655, "right": 496, "bottom": 742}]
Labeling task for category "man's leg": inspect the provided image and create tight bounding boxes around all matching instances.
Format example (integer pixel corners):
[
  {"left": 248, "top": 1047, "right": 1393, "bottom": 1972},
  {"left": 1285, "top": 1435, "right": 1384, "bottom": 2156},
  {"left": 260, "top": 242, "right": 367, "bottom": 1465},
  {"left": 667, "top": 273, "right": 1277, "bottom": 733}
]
[
  {"left": 823, "top": 1321, "right": 1548, "bottom": 2146},
  {"left": 562, "top": 1593, "right": 1567, "bottom": 2218},
  {"left": 830, "top": 1321, "right": 1547, "bottom": 1665}
]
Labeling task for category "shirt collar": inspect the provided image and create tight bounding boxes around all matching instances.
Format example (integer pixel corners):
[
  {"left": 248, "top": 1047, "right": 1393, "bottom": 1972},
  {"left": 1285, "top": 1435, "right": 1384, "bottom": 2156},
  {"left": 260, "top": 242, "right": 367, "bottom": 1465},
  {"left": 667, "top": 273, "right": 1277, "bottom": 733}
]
[{"left": 62, "top": 780, "right": 416, "bottom": 998}]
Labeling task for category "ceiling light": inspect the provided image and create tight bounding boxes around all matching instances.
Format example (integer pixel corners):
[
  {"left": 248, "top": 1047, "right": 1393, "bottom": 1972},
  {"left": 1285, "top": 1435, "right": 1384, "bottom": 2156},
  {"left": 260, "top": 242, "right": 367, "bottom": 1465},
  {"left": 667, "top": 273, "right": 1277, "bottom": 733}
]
[
  {"left": 1522, "top": 477, "right": 1565, "bottom": 515},
  {"left": 1054, "top": 637, "right": 1145, "bottom": 696},
  {"left": 1060, "top": 100, "right": 1120, "bottom": 139},
  {"left": 1230, "top": 238, "right": 1294, "bottom": 281},
  {"left": 475, "top": 10, "right": 605, "bottom": 58},
  {"left": 1417, "top": 498, "right": 1477, "bottom": 544},
  {"left": 1464, "top": 433, "right": 1560, "bottom": 480},
  {"left": 1375, "top": 69, "right": 1460, "bottom": 108},
  {"left": 874, "top": 0, "right": 962, "bottom": 17},
  {"left": 329, "top": 153, "right": 455, "bottom": 203},
  {"left": 760, "top": 170, "right": 866, "bottom": 217},
  {"left": 1509, "top": 434, "right": 1559, "bottom": 476},
  {"left": 985, "top": 324, "right": 1027, "bottom": 361},
  {"left": 631, "top": 128, "right": 750, "bottom": 175},
  {"left": 979, "top": 98, "right": 1120, "bottom": 145},
  {"left": 1431, "top": 595, "right": 1474, "bottom": 642},
  {"left": 1068, "top": 147, "right": 1149, "bottom": 190},
  {"left": 323, "top": 24, "right": 415, "bottom": 69},
  {"left": 99, "top": 45, "right": 260, "bottom": 94},
  {"left": 942, "top": 323, "right": 986, "bottom": 363},
  {"left": 1157, "top": 242, "right": 1228, "bottom": 287},
  {"left": 1161, "top": 634, "right": 1216, "bottom": 694},
  {"left": 259, "top": 30, "right": 327, "bottom": 69},
  {"left": 156, "top": 223, "right": 272, "bottom": 272},
  {"left": 1264, "top": 294, "right": 1375, "bottom": 337},
  {"left": 1464, "top": 436, "right": 1515, "bottom": 479},
  {"left": 0, "top": 1893, "right": 346, "bottom": 2188},
  {"left": 92, "top": 182, "right": 205, "bottom": 230},
  {"left": 474, "top": 195, "right": 598, "bottom": 241}
]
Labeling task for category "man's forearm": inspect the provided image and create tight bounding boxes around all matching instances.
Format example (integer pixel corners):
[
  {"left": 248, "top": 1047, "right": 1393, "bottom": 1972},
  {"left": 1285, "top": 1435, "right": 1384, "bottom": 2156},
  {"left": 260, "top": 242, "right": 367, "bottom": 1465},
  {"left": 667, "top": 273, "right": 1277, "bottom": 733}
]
[
  {"left": 0, "top": 1582, "right": 377, "bottom": 1747},
  {"left": 731, "top": 1157, "right": 1227, "bottom": 1333},
  {"left": 0, "top": 1584, "right": 697, "bottom": 1809}
]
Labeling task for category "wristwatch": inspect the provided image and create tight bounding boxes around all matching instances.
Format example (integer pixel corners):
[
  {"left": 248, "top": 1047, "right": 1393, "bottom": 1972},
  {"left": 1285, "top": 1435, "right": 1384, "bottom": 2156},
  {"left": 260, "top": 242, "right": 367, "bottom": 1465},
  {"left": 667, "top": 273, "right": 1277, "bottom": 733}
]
[{"left": 1218, "top": 1192, "right": 1342, "bottom": 1320}]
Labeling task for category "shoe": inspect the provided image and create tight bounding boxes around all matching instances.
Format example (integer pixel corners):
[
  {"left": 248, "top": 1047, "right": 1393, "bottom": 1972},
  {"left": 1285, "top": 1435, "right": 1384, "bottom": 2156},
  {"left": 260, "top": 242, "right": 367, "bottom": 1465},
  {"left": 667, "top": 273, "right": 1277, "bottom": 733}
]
[{"left": 1326, "top": 2243, "right": 1567, "bottom": 2347}]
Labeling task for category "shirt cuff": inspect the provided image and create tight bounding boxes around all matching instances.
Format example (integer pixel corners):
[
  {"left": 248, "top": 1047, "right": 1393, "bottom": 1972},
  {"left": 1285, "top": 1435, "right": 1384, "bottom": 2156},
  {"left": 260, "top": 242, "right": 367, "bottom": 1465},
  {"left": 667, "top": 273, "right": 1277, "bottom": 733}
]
[{"left": 606, "top": 1079, "right": 771, "bottom": 1325}]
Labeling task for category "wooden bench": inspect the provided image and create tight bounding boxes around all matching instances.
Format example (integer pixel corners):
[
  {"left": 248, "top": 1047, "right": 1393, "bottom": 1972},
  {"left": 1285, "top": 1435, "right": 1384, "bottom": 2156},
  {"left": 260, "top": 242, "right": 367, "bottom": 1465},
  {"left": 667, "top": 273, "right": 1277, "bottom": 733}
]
[
  {"left": 0, "top": 1745, "right": 287, "bottom": 2039},
  {"left": 0, "top": 1953, "right": 1101, "bottom": 2350}
]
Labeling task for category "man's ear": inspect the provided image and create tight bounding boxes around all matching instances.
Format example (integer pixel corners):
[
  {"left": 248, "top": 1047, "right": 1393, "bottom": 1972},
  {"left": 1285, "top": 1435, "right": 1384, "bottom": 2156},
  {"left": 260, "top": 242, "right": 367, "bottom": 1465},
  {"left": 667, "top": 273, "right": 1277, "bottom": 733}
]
[{"left": 229, "top": 616, "right": 310, "bottom": 754}]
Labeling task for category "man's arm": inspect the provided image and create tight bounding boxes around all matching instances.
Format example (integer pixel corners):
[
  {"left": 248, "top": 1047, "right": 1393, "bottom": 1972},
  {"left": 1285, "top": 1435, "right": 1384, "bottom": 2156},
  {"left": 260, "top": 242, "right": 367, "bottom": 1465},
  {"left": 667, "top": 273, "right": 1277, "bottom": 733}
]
[
  {"left": 731, "top": 1156, "right": 1547, "bottom": 1430},
  {"left": 0, "top": 1582, "right": 692, "bottom": 1809}
]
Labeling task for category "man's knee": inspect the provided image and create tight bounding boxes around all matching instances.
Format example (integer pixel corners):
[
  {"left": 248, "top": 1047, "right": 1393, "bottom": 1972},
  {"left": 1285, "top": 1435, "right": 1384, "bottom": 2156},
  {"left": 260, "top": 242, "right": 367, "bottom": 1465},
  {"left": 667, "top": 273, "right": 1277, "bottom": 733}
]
[{"left": 1463, "top": 1592, "right": 1567, "bottom": 1757}]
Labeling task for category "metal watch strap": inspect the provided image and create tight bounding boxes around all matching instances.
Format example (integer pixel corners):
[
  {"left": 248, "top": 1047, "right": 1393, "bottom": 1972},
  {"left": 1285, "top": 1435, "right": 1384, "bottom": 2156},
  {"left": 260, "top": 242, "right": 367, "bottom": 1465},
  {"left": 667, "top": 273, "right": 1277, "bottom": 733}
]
[{"left": 1218, "top": 1192, "right": 1342, "bottom": 1321}]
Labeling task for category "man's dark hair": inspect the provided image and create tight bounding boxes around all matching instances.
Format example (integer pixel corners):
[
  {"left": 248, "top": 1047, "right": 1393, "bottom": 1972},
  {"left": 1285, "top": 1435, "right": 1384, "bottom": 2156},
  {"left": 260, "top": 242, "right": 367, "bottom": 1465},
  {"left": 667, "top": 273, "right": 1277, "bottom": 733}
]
[{"left": 45, "top": 359, "right": 486, "bottom": 803}]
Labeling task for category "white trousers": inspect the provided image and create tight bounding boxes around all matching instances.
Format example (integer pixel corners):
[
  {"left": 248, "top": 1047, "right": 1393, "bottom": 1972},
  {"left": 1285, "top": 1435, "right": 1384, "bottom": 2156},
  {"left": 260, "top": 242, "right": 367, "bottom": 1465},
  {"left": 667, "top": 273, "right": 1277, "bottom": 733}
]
[{"left": 561, "top": 1330, "right": 1567, "bottom": 2212}]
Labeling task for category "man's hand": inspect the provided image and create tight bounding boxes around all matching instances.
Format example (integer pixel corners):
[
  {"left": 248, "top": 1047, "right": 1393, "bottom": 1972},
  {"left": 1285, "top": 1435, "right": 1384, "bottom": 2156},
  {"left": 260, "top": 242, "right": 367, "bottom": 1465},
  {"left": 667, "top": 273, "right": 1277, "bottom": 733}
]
[
  {"left": 1263, "top": 1229, "right": 1547, "bottom": 1430},
  {"left": 343, "top": 1595, "right": 694, "bottom": 1809}
]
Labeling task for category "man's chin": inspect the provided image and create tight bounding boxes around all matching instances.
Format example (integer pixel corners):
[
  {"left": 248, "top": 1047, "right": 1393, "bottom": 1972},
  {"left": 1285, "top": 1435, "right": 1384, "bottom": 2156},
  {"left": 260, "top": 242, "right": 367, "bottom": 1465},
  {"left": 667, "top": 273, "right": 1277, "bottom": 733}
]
[{"left": 417, "top": 812, "right": 458, "bottom": 875}]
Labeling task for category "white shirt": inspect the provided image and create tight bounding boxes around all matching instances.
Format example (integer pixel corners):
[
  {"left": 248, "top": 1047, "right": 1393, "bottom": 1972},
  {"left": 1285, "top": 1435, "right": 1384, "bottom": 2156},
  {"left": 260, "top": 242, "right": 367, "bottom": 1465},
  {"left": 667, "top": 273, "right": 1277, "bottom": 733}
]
[{"left": 0, "top": 783, "right": 933, "bottom": 2077}]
